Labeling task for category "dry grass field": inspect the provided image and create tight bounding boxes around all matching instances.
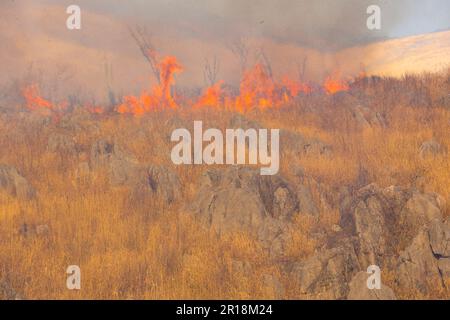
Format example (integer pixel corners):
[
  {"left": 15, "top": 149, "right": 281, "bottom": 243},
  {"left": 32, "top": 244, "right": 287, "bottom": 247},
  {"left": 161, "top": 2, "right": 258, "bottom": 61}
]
[{"left": 0, "top": 67, "right": 449, "bottom": 300}]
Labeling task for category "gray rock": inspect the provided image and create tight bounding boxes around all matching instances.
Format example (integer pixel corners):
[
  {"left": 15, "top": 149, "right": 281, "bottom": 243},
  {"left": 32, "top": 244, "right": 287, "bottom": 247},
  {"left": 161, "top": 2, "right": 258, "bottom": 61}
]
[
  {"left": 19, "top": 223, "right": 50, "bottom": 237},
  {"left": 0, "top": 280, "right": 22, "bottom": 300},
  {"left": 144, "top": 165, "right": 182, "bottom": 203},
  {"left": 191, "top": 167, "right": 298, "bottom": 256},
  {"left": 90, "top": 139, "right": 140, "bottom": 186},
  {"left": 347, "top": 271, "right": 396, "bottom": 300},
  {"left": 396, "top": 230, "right": 445, "bottom": 294},
  {"left": 0, "top": 165, "right": 35, "bottom": 200},
  {"left": 419, "top": 140, "right": 446, "bottom": 159},
  {"left": 400, "top": 191, "right": 443, "bottom": 231},
  {"left": 290, "top": 241, "right": 360, "bottom": 299},
  {"left": 349, "top": 104, "right": 387, "bottom": 129},
  {"left": 340, "top": 184, "right": 392, "bottom": 267},
  {"left": 228, "top": 114, "right": 262, "bottom": 130},
  {"left": 296, "top": 184, "right": 319, "bottom": 216},
  {"left": 191, "top": 167, "right": 298, "bottom": 234},
  {"left": 438, "top": 258, "right": 450, "bottom": 278},
  {"left": 341, "top": 184, "right": 445, "bottom": 268},
  {"left": 429, "top": 219, "right": 450, "bottom": 257},
  {"left": 262, "top": 274, "right": 285, "bottom": 299},
  {"left": 47, "top": 133, "right": 77, "bottom": 155},
  {"left": 281, "top": 130, "right": 332, "bottom": 157}
]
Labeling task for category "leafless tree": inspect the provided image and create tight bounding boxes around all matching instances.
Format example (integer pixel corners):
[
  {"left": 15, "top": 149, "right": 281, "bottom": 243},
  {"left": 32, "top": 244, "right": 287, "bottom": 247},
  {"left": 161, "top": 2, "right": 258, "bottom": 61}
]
[
  {"left": 203, "top": 56, "right": 220, "bottom": 86},
  {"left": 229, "top": 37, "right": 250, "bottom": 74},
  {"left": 103, "top": 56, "right": 116, "bottom": 106},
  {"left": 256, "top": 47, "right": 273, "bottom": 80},
  {"left": 297, "top": 56, "right": 308, "bottom": 81},
  {"left": 128, "top": 25, "right": 160, "bottom": 84}
]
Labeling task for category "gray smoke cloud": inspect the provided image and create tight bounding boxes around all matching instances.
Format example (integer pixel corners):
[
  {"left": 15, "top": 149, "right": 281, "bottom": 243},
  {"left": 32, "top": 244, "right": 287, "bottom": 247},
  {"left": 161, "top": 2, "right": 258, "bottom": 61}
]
[
  {"left": 43, "top": 0, "right": 449, "bottom": 51},
  {"left": 0, "top": 0, "right": 449, "bottom": 103}
]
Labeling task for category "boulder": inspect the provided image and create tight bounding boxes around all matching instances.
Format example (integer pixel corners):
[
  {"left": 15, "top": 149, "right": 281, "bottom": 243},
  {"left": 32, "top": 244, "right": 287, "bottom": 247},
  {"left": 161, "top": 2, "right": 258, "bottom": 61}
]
[
  {"left": 438, "top": 259, "right": 450, "bottom": 279},
  {"left": 341, "top": 184, "right": 445, "bottom": 268},
  {"left": 281, "top": 130, "right": 332, "bottom": 157},
  {"left": 47, "top": 133, "right": 77, "bottom": 155},
  {"left": 19, "top": 223, "right": 50, "bottom": 237},
  {"left": 262, "top": 274, "right": 285, "bottom": 299},
  {"left": 340, "top": 184, "right": 394, "bottom": 267},
  {"left": 347, "top": 271, "right": 396, "bottom": 300},
  {"left": 429, "top": 219, "right": 450, "bottom": 257},
  {"left": 396, "top": 230, "right": 445, "bottom": 294},
  {"left": 0, "top": 280, "right": 22, "bottom": 300},
  {"left": 349, "top": 104, "right": 387, "bottom": 129},
  {"left": 90, "top": 139, "right": 140, "bottom": 186},
  {"left": 290, "top": 241, "right": 360, "bottom": 299},
  {"left": 191, "top": 167, "right": 298, "bottom": 233},
  {"left": 419, "top": 140, "right": 446, "bottom": 159},
  {"left": 191, "top": 167, "right": 299, "bottom": 256},
  {"left": 0, "top": 165, "right": 35, "bottom": 200},
  {"left": 228, "top": 114, "right": 262, "bottom": 130},
  {"left": 142, "top": 165, "right": 182, "bottom": 204}
]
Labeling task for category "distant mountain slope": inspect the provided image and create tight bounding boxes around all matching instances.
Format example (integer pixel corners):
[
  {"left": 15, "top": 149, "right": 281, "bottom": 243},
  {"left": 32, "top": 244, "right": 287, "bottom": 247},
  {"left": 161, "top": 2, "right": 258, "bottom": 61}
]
[{"left": 359, "top": 30, "right": 450, "bottom": 76}]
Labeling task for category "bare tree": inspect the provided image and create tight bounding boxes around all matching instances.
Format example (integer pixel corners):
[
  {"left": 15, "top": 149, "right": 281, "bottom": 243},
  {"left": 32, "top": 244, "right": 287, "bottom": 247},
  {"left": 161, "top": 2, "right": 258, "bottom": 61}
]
[
  {"left": 128, "top": 25, "right": 160, "bottom": 84},
  {"left": 103, "top": 55, "right": 116, "bottom": 106},
  {"left": 203, "top": 56, "right": 220, "bottom": 86},
  {"left": 229, "top": 37, "right": 250, "bottom": 74},
  {"left": 297, "top": 56, "right": 308, "bottom": 81},
  {"left": 256, "top": 47, "right": 273, "bottom": 80}
]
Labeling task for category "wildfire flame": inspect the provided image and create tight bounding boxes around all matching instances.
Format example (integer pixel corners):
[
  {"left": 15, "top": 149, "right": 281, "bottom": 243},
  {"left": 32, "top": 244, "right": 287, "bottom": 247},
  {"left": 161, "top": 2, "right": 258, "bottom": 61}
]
[
  {"left": 117, "top": 56, "right": 183, "bottom": 115},
  {"left": 22, "top": 54, "right": 352, "bottom": 117},
  {"left": 22, "top": 84, "right": 68, "bottom": 115},
  {"left": 194, "top": 81, "right": 224, "bottom": 109},
  {"left": 23, "top": 85, "right": 54, "bottom": 111},
  {"left": 194, "top": 64, "right": 313, "bottom": 113},
  {"left": 323, "top": 74, "right": 350, "bottom": 95}
]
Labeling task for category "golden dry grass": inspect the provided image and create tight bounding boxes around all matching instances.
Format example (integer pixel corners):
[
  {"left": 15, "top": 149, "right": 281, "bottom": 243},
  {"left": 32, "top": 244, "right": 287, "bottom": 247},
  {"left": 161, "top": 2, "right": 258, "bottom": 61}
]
[{"left": 0, "top": 70, "right": 449, "bottom": 299}]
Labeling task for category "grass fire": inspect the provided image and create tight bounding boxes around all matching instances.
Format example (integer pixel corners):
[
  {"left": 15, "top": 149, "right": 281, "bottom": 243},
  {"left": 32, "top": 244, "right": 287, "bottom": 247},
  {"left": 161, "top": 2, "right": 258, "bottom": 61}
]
[{"left": 0, "top": 0, "right": 450, "bottom": 301}]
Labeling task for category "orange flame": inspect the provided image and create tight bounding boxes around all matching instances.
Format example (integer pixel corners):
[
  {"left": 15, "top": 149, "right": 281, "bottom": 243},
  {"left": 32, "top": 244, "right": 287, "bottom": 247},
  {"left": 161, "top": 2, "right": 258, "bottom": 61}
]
[
  {"left": 235, "top": 64, "right": 276, "bottom": 112},
  {"left": 85, "top": 104, "right": 105, "bottom": 114},
  {"left": 281, "top": 76, "right": 312, "bottom": 97},
  {"left": 323, "top": 74, "right": 349, "bottom": 94},
  {"left": 23, "top": 85, "right": 54, "bottom": 111},
  {"left": 22, "top": 84, "right": 68, "bottom": 116},
  {"left": 194, "top": 81, "right": 224, "bottom": 109},
  {"left": 117, "top": 56, "right": 183, "bottom": 115}
]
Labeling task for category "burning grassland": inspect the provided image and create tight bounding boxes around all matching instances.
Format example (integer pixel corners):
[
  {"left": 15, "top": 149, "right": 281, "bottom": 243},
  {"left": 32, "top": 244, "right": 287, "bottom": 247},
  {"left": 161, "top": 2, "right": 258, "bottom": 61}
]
[
  {"left": 0, "top": 65, "right": 449, "bottom": 300},
  {"left": 19, "top": 51, "right": 356, "bottom": 118}
]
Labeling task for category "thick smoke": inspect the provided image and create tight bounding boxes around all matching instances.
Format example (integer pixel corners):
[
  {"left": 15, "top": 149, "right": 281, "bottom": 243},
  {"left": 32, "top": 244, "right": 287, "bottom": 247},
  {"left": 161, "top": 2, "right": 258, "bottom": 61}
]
[{"left": 0, "top": 0, "right": 449, "bottom": 103}]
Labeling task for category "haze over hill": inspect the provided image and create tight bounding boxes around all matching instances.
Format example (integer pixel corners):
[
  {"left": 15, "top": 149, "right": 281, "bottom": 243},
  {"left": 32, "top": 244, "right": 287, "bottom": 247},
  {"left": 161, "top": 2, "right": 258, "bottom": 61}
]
[{"left": 0, "top": 0, "right": 449, "bottom": 103}]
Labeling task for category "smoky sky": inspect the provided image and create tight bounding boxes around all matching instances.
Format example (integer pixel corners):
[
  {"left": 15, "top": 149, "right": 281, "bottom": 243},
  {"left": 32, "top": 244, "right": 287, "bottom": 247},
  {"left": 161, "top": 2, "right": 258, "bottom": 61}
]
[
  {"left": 43, "top": 0, "right": 450, "bottom": 51},
  {"left": 1, "top": 0, "right": 449, "bottom": 102}
]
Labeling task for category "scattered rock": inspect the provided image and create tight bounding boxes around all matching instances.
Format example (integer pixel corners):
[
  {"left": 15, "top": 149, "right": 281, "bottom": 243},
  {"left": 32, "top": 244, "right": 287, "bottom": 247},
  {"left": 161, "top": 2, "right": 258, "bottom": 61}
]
[
  {"left": 19, "top": 223, "right": 50, "bottom": 237},
  {"left": 90, "top": 139, "right": 140, "bottom": 185},
  {"left": 142, "top": 165, "right": 182, "bottom": 203},
  {"left": 228, "top": 114, "right": 262, "bottom": 130},
  {"left": 341, "top": 184, "right": 445, "bottom": 268},
  {"left": 349, "top": 104, "right": 387, "bottom": 129},
  {"left": 347, "top": 271, "right": 396, "bottom": 300},
  {"left": 396, "top": 230, "right": 445, "bottom": 294},
  {"left": 281, "top": 130, "right": 331, "bottom": 156},
  {"left": 191, "top": 167, "right": 298, "bottom": 234},
  {"left": 191, "top": 167, "right": 300, "bottom": 256},
  {"left": 429, "top": 219, "right": 450, "bottom": 257},
  {"left": 290, "top": 241, "right": 360, "bottom": 299},
  {"left": 47, "top": 133, "right": 77, "bottom": 155},
  {"left": 419, "top": 140, "right": 446, "bottom": 159},
  {"left": 438, "top": 258, "right": 450, "bottom": 278},
  {"left": 262, "top": 274, "right": 285, "bottom": 299},
  {"left": 0, "top": 165, "right": 35, "bottom": 200},
  {"left": 0, "top": 280, "right": 22, "bottom": 300}
]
